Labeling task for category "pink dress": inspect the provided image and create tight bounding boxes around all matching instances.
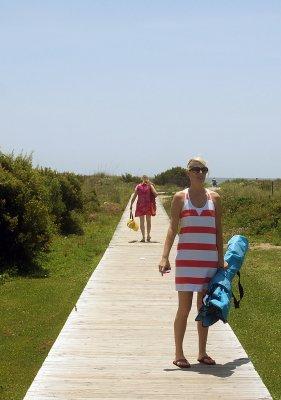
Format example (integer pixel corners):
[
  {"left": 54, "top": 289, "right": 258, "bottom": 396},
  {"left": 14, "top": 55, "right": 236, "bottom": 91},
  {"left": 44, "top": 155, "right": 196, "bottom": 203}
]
[{"left": 135, "top": 183, "right": 155, "bottom": 217}]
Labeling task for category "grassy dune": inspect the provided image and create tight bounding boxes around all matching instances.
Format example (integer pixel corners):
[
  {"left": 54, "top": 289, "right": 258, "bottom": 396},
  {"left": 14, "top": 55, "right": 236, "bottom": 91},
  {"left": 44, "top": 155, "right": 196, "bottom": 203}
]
[
  {"left": 161, "top": 179, "right": 281, "bottom": 400},
  {"left": 220, "top": 179, "right": 281, "bottom": 245},
  {"left": 1, "top": 177, "right": 280, "bottom": 399},
  {"left": 0, "top": 176, "right": 133, "bottom": 400},
  {"left": 1, "top": 219, "right": 119, "bottom": 400},
  {"left": 229, "top": 248, "right": 281, "bottom": 400}
]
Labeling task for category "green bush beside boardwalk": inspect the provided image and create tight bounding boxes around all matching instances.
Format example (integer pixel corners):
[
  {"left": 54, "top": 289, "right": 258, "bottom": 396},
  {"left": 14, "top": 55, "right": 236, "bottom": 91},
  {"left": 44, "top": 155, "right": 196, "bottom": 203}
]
[{"left": 0, "top": 152, "right": 91, "bottom": 275}]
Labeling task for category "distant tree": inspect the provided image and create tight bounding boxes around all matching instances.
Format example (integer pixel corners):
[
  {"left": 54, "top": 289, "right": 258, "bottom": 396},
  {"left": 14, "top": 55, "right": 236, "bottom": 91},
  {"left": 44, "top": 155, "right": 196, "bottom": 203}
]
[
  {"left": 154, "top": 167, "right": 188, "bottom": 187},
  {"left": 121, "top": 173, "right": 141, "bottom": 183}
]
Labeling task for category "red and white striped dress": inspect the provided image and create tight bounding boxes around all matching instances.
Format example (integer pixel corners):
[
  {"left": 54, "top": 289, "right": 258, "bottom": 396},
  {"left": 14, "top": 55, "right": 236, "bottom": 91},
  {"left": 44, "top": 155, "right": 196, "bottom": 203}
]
[{"left": 175, "top": 188, "right": 218, "bottom": 292}]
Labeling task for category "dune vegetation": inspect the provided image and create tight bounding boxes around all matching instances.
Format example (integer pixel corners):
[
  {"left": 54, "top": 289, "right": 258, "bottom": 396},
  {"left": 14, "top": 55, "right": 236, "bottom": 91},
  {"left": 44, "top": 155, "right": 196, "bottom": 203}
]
[
  {"left": 161, "top": 177, "right": 281, "bottom": 400},
  {"left": 1, "top": 156, "right": 280, "bottom": 400}
]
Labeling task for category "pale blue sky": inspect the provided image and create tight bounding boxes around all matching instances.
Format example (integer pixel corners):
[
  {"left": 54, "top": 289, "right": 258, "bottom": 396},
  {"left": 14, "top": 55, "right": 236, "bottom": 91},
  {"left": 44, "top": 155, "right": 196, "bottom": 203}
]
[{"left": 1, "top": 1, "right": 280, "bottom": 178}]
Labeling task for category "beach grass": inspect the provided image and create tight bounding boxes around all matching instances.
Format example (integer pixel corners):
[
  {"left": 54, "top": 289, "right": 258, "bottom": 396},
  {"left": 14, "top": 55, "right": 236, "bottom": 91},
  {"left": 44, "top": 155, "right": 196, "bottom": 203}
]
[
  {"left": 0, "top": 212, "right": 122, "bottom": 400},
  {"left": 0, "top": 174, "right": 133, "bottom": 400},
  {"left": 228, "top": 248, "right": 281, "bottom": 400},
  {"left": 1, "top": 178, "right": 280, "bottom": 399},
  {"left": 160, "top": 179, "right": 281, "bottom": 245},
  {"left": 161, "top": 189, "right": 281, "bottom": 400},
  {"left": 0, "top": 213, "right": 122, "bottom": 400}
]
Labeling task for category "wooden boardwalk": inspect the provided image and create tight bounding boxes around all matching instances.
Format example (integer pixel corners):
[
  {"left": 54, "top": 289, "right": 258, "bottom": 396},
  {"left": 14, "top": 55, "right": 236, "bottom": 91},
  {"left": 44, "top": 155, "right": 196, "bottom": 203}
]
[{"left": 23, "top": 198, "right": 272, "bottom": 400}]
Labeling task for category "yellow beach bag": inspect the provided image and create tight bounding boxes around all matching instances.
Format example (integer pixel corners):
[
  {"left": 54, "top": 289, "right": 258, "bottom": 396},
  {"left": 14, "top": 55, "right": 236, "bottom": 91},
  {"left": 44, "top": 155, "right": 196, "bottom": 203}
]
[{"left": 127, "top": 211, "right": 139, "bottom": 231}]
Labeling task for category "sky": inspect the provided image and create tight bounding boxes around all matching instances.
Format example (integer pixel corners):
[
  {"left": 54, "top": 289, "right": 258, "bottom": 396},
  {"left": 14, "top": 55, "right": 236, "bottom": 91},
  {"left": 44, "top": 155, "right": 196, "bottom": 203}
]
[{"left": 1, "top": 1, "right": 280, "bottom": 178}]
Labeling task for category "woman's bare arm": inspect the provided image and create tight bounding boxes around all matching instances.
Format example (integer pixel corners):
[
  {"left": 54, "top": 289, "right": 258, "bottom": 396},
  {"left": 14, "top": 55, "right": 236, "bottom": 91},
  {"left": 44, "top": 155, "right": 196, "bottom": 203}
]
[
  {"left": 210, "top": 191, "right": 226, "bottom": 268},
  {"left": 158, "top": 192, "right": 184, "bottom": 275},
  {"left": 130, "top": 189, "right": 138, "bottom": 209},
  {"left": 150, "top": 183, "right": 158, "bottom": 197}
]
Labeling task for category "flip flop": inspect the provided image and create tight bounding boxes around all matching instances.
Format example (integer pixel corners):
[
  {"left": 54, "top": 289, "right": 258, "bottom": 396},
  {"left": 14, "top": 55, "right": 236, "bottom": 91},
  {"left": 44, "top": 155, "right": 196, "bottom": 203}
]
[
  {"left": 197, "top": 355, "right": 216, "bottom": 365},
  {"left": 173, "top": 358, "right": 191, "bottom": 369}
]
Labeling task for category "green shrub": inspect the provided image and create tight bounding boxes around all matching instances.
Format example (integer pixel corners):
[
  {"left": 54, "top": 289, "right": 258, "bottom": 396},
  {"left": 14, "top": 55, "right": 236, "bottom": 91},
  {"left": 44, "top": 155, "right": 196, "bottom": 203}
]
[
  {"left": 154, "top": 167, "right": 188, "bottom": 187},
  {"left": 39, "top": 168, "right": 66, "bottom": 229},
  {"left": 60, "top": 210, "right": 84, "bottom": 235},
  {"left": 58, "top": 173, "right": 84, "bottom": 234},
  {"left": 0, "top": 152, "right": 86, "bottom": 274},
  {"left": 39, "top": 169, "right": 84, "bottom": 235},
  {"left": 121, "top": 173, "right": 141, "bottom": 183},
  {"left": 82, "top": 186, "right": 100, "bottom": 217},
  {"left": 0, "top": 154, "right": 53, "bottom": 274},
  {"left": 59, "top": 173, "right": 83, "bottom": 212}
]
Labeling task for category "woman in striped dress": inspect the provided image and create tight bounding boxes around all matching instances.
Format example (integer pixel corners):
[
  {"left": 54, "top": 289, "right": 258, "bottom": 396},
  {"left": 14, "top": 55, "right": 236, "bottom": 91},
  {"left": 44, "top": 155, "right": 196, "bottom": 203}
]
[{"left": 158, "top": 157, "right": 227, "bottom": 368}]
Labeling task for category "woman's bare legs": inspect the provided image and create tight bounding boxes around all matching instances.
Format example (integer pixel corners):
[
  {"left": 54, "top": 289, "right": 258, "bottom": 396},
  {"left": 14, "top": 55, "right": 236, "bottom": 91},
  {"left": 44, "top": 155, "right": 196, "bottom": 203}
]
[
  {"left": 174, "top": 291, "right": 193, "bottom": 361},
  {"left": 146, "top": 215, "right": 151, "bottom": 241},
  {"left": 197, "top": 292, "right": 215, "bottom": 363},
  {"left": 197, "top": 292, "right": 208, "bottom": 358},
  {"left": 139, "top": 216, "right": 145, "bottom": 241}
]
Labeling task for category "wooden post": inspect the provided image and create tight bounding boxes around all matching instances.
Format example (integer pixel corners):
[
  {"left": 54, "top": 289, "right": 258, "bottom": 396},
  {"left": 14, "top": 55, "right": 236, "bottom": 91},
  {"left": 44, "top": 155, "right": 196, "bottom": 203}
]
[{"left": 271, "top": 181, "right": 274, "bottom": 196}]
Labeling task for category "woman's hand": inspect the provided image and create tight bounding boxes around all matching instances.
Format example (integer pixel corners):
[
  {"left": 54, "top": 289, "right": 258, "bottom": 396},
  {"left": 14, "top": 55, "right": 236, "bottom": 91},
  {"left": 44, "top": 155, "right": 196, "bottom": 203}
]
[
  {"left": 158, "top": 257, "right": 171, "bottom": 276},
  {"left": 218, "top": 261, "right": 228, "bottom": 269}
]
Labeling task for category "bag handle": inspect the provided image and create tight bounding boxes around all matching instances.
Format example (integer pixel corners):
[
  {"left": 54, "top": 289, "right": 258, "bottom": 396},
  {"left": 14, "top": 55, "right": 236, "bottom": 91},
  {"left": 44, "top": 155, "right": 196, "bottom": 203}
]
[{"left": 232, "top": 271, "right": 244, "bottom": 308}]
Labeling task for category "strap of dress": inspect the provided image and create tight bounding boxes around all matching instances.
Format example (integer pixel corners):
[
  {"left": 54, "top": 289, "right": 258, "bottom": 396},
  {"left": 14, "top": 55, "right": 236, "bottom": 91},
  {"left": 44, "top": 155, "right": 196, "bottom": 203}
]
[{"left": 206, "top": 189, "right": 211, "bottom": 199}]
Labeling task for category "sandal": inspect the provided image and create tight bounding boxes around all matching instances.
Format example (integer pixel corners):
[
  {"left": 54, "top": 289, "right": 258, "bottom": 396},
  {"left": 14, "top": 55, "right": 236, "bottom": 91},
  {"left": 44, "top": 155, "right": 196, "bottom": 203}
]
[
  {"left": 173, "top": 358, "right": 191, "bottom": 369},
  {"left": 197, "top": 355, "right": 216, "bottom": 365},
  {"left": 140, "top": 238, "right": 145, "bottom": 243},
  {"left": 147, "top": 236, "right": 151, "bottom": 242}
]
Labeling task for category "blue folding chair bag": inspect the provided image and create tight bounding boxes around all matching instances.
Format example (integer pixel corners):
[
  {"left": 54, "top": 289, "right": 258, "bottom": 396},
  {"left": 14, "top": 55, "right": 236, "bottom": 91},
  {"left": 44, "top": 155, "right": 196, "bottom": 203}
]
[{"left": 195, "top": 235, "right": 249, "bottom": 327}]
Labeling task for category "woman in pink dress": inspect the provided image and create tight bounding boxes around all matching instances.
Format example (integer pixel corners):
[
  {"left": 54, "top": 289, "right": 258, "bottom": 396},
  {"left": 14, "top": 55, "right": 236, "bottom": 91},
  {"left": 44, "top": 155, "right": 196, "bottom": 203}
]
[{"left": 130, "top": 175, "right": 158, "bottom": 242}]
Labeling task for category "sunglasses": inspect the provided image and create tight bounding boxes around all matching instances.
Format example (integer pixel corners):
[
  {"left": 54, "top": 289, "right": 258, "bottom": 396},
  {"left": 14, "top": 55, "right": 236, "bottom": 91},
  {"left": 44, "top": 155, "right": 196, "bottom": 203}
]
[{"left": 188, "top": 166, "right": 209, "bottom": 174}]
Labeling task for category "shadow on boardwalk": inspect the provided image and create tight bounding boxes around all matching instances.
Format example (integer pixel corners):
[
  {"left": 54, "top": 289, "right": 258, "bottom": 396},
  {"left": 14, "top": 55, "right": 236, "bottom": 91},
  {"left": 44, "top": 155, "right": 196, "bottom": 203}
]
[{"left": 165, "top": 357, "right": 250, "bottom": 378}]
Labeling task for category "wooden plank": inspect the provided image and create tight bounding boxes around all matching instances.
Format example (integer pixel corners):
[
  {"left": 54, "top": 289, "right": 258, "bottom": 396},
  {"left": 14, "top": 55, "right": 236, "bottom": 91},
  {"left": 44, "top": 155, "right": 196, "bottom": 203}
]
[{"left": 23, "top": 198, "right": 272, "bottom": 399}]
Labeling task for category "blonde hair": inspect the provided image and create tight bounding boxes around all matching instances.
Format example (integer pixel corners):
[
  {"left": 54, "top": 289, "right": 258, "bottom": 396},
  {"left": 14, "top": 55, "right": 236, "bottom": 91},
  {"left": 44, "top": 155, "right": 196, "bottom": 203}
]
[
  {"left": 187, "top": 156, "right": 208, "bottom": 170},
  {"left": 186, "top": 157, "right": 208, "bottom": 187},
  {"left": 141, "top": 175, "right": 149, "bottom": 183}
]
